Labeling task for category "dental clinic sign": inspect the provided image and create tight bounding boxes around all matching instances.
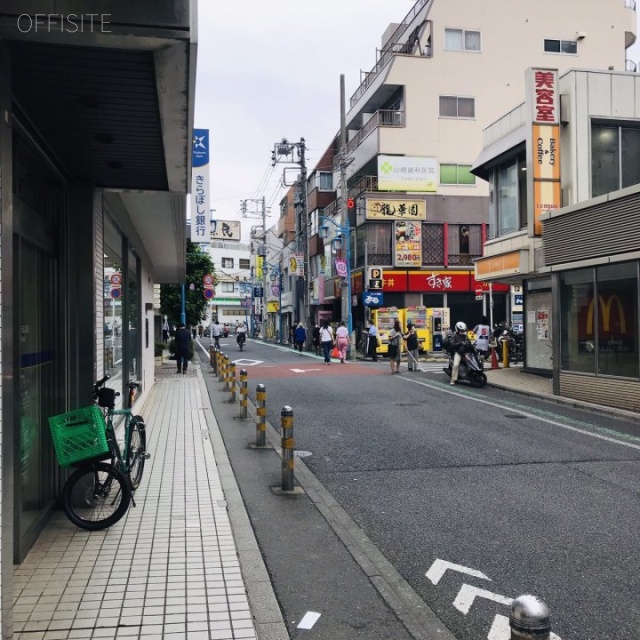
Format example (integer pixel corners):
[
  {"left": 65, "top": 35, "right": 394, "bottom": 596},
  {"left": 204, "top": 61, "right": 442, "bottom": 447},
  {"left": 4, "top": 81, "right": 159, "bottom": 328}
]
[
  {"left": 527, "top": 68, "right": 561, "bottom": 236},
  {"left": 191, "top": 129, "right": 211, "bottom": 244}
]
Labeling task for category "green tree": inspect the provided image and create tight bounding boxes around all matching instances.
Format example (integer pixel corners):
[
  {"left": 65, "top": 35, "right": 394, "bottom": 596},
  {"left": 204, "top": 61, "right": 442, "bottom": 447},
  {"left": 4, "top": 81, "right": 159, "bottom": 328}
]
[{"left": 160, "top": 240, "right": 216, "bottom": 327}]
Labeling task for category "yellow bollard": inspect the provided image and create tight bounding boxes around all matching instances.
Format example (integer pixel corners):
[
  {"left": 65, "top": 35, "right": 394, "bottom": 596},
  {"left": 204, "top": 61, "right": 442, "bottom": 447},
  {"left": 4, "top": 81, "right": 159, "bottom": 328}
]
[
  {"left": 256, "top": 384, "right": 266, "bottom": 447},
  {"left": 502, "top": 338, "right": 510, "bottom": 369},
  {"left": 239, "top": 369, "right": 248, "bottom": 419},
  {"left": 229, "top": 362, "right": 237, "bottom": 402},
  {"left": 281, "top": 406, "right": 294, "bottom": 491}
]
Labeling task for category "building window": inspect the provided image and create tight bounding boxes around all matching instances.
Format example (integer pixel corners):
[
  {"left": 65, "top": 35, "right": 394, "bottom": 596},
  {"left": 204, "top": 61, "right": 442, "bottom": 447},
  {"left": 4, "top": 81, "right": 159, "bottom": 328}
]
[
  {"left": 544, "top": 39, "right": 577, "bottom": 54},
  {"left": 491, "top": 151, "right": 526, "bottom": 238},
  {"left": 439, "top": 96, "right": 475, "bottom": 118},
  {"left": 440, "top": 164, "right": 476, "bottom": 185},
  {"left": 560, "top": 264, "right": 639, "bottom": 378},
  {"left": 221, "top": 282, "right": 235, "bottom": 293},
  {"left": 319, "top": 172, "right": 333, "bottom": 191},
  {"left": 592, "top": 124, "right": 640, "bottom": 197},
  {"left": 445, "top": 28, "right": 481, "bottom": 52},
  {"left": 447, "top": 224, "right": 482, "bottom": 265},
  {"left": 239, "top": 259, "right": 250, "bottom": 270},
  {"left": 222, "top": 257, "right": 234, "bottom": 269}
]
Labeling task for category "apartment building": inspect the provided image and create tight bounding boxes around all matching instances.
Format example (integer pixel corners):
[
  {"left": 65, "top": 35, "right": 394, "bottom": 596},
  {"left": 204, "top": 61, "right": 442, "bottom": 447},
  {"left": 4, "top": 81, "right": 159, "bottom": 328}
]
[
  {"left": 310, "top": 0, "right": 636, "bottom": 335},
  {"left": 473, "top": 67, "right": 640, "bottom": 411}
]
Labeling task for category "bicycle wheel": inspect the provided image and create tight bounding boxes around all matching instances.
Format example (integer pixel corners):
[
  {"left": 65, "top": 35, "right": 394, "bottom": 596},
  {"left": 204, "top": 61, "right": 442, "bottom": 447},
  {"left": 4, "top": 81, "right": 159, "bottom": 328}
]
[
  {"left": 357, "top": 337, "right": 367, "bottom": 355},
  {"left": 127, "top": 416, "right": 147, "bottom": 490},
  {"left": 62, "top": 462, "right": 131, "bottom": 530}
]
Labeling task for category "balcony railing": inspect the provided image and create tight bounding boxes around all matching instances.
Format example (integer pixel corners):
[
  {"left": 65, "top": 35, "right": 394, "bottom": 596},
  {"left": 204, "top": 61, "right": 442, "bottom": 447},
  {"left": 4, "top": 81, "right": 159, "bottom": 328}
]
[
  {"left": 350, "top": 0, "right": 431, "bottom": 107},
  {"left": 626, "top": 58, "right": 638, "bottom": 72},
  {"left": 348, "top": 175, "right": 378, "bottom": 200},
  {"left": 345, "top": 109, "right": 405, "bottom": 156}
]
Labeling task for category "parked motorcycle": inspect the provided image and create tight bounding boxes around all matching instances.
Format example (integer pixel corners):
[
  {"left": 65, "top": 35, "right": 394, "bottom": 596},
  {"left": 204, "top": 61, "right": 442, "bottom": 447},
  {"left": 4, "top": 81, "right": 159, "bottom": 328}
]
[{"left": 443, "top": 343, "right": 487, "bottom": 387}]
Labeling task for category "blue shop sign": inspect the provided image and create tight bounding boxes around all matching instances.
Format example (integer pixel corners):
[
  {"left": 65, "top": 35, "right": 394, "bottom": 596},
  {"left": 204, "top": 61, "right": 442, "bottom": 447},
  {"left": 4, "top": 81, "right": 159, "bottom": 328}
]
[
  {"left": 514, "top": 294, "right": 524, "bottom": 306},
  {"left": 363, "top": 291, "right": 383, "bottom": 307}
]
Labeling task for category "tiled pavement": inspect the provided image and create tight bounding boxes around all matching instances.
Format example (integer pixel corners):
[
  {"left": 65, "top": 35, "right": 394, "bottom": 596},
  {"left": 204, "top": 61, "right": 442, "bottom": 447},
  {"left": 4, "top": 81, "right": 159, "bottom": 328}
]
[{"left": 14, "top": 364, "right": 259, "bottom": 640}]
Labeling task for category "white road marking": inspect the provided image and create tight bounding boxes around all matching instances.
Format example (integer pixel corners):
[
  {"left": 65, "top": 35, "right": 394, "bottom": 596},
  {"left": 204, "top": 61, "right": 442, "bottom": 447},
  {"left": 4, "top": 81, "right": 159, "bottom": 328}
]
[
  {"left": 290, "top": 368, "right": 322, "bottom": 373},
  {"left": 405, "top": 377, "right": 640, "bottom": 452},
  {"left": 488, "top": 614, "right": 562, "bottom": 640},
  {"left": 426, "top": 559, "right": 491, "bottom": 586},
  {"left": 297, "top": 611, "right": 321, "bottom": 629},
  {"left": 231, "top": 359, "right": 264, "bottom": 366},
  {"left": 453, "top": 584, "right": 513, "bottom": 615}
]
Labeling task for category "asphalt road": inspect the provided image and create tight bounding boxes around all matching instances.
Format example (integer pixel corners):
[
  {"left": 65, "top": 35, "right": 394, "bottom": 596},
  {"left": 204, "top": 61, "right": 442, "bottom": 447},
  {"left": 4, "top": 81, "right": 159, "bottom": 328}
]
[{"left": 198, "top": 337, "right": 640, "bottom": 640}]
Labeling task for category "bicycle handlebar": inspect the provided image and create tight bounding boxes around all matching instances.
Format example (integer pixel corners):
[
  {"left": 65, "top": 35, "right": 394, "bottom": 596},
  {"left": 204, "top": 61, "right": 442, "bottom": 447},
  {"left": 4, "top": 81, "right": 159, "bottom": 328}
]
[{"left": 94, "top": 374, "right": 110, "bottom": 389}]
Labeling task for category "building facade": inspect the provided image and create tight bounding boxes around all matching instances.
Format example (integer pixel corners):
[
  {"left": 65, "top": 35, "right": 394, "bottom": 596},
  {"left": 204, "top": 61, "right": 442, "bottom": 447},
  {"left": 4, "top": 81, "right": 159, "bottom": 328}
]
[
  {"left": 473, "top": 68, "right": 640, "bottom": 411},
  {"left": 310, "top": 0, "right": 636, "bottom": 339},
  {"left": 0, "top": 2, "right": 196, "bottom": 634}
]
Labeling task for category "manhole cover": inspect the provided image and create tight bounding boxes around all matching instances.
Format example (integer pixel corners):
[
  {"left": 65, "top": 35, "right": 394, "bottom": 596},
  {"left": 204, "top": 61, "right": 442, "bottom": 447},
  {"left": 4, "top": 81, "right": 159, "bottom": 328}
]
[
  {"left": 504, "top": 414, "right": 527, "bottom": 419},
  {"left": 294, "top": 450, "right": 312, "bottom": 458}
]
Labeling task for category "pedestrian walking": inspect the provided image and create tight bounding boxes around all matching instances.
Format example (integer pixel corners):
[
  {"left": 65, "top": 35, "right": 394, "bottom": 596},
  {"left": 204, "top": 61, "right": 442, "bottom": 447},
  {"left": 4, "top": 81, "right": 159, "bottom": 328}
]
[
  {"left": 294, "top": 322, "right": 306, "bottom": 354},
  {"left": 367, "top": 322, "right": 379, "bottom": 361},
  {"left": 312, "top": 323, "right": 321, "bottom": 356},
  {"left": 211, "top": 320, "right": 222, "bottom": 349},
  {"left": 403, "top": 322, "right": 419, "bottom": 371},
  {"left": 162, "top": 317, "right": 170, "bottom": 344},
  {"left": 388, "top": 319, "right": 403, "bottom": 374},
  {"left": 319, "top": 319, "right": 334, "bottom": 364},
  {"left": 335, "top": 320, "right": 349, "bottom": 363},
  {"left": 472, "top": 315, "right": 491, "bottom": 358},
  {"left": 175, "top": 323, "right": 192, "bottom": 374}
]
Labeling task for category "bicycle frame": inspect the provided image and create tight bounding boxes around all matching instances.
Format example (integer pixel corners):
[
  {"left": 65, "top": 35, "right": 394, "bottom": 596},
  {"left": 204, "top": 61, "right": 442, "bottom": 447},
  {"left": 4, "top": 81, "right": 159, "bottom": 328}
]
[{"left": 103, "top": 407, "right": 135, "bottom": 473}]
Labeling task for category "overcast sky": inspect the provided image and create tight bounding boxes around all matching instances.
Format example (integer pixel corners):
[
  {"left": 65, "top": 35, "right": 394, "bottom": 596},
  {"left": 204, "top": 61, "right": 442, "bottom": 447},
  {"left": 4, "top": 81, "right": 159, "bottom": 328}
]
[
  {"left": 195, "top": 0, "right": 409, "bottom": 238},
  {"left": 195, "top": 2, "right": 640, "bottom": 240}
]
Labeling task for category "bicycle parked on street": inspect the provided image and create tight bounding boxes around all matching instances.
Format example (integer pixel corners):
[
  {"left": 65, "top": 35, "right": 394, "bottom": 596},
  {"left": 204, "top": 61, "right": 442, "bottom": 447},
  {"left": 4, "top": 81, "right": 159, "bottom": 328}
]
[{"left": 49, "top": 375, "right": 149, "bottom": 531}]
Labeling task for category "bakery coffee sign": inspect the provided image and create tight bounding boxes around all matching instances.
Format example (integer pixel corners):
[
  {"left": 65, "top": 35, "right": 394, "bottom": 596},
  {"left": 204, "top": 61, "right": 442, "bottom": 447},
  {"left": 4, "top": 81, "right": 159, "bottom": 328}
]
[{"left": 528, "top": 68, "right": 561, "bottom": 236}]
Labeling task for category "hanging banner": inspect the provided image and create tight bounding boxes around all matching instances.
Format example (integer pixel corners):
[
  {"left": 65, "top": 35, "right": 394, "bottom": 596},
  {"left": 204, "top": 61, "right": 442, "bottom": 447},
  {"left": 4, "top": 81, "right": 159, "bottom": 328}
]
[
  {"left": 335, "top": 257, "right": 348, "bottom": 279},
  {"left": 191, "top": 128, "right": 211, "bottom": 243},
  {"left": 289, "top": 253, "right": 305, "bottom": 277},
  {"left": 394, "top": 221, "right": 422, "bottom": 267}
]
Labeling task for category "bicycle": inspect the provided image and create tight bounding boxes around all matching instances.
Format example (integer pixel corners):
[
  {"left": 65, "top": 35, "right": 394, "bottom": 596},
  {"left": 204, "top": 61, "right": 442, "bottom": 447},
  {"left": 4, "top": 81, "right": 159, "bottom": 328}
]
[{"left": 58, "top": 375, "right": 149, "bottom": 530}]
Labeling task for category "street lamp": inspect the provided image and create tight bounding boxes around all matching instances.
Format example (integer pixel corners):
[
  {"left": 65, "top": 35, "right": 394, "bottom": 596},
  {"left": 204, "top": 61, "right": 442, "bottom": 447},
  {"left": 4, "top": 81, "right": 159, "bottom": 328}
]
[{"left": 319, "top": 216, "right": 353, "bottom": 357}]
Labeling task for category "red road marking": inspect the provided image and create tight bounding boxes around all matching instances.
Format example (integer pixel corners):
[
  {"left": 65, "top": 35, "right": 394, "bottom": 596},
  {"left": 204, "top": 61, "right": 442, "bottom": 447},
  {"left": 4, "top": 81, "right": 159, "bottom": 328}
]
[{"left": 249, "top": 361, "right": 388, "bottom": 380}]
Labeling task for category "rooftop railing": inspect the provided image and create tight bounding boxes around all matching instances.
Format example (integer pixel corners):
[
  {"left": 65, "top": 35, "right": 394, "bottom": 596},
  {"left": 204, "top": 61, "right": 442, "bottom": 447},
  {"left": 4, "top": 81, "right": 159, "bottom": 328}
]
[
  {"left": 626, "top": 58, "right": 638, "bottom": 72},
  {"left": 349, "top": 0, "right": 431, "bottom": 107}
]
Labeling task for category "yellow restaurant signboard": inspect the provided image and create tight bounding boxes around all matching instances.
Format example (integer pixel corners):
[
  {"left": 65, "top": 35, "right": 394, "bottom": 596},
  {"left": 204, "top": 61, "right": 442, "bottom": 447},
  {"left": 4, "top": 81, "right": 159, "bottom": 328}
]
[{"left": 365, "top": 198, "right": 427, "bottom": 221}]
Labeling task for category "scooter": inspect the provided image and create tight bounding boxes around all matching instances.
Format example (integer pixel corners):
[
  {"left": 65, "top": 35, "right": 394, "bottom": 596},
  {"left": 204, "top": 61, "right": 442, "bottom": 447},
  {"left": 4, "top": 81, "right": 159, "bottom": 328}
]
[
  {"left": 443, "top": 343, "right": 487, "bottom": 388},
  {"left": 236, "top": 332, "right": 246, "bottom": 351}
]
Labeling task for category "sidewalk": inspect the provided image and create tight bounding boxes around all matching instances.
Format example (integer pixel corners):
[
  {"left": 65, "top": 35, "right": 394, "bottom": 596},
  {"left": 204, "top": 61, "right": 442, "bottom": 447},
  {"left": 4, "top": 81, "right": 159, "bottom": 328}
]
[{"left": 13, "top": 362, "right": 275, "bottom": 640}]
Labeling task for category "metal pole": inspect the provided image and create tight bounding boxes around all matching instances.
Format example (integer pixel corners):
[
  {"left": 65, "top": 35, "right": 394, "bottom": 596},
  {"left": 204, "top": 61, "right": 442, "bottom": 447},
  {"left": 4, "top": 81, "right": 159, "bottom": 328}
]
[
  {"left": 229, "top": 361, "right": 236, "bottom": 402},
  {"left": 262, "top": 196, "right": 268, "bottom": 340},
  {"left": 279, "top": 272, "right": 283, "bottom": 344},
  {"left": 509, "top": 595, "right": 551, "bottom": 640},
  {"left": 256, "top": 384, "right": 266, "bottom": 447},
  {"left": 503, "top": 337, "right": 510, "bottom": 368},
  {"left": 280, "top": 406, "right": 294, "bottom": 491},
  {"left": 489, "top": 281, "right": 494, "bottom": 329},
  {"left": 180, "top": 283, "right": 186, "bottom": 326},
  {"left": 239, "top": 369, "right": 248, "bottom": 419},
  {"left": 210, "top": 346, "right": 216, "bottom": 373}
]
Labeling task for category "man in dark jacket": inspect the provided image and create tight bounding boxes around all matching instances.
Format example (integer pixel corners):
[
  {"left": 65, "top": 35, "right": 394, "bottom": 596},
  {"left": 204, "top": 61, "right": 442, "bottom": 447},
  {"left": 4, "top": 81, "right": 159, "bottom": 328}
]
[{"left": 175, "top": 323, "right": 192, "bottom": 374}]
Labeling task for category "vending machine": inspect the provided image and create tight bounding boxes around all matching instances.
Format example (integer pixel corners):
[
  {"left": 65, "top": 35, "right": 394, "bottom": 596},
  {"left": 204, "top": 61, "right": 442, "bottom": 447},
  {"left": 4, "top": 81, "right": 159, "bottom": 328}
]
[
  {"left": 404, "top": 306, "right": 428, "bottom": 352},
  {"left": 372, "top": 306, "right": 404, "bottom": 355},
  {"left": 426, "top": 308, "right": 450, "bottom": 351}
]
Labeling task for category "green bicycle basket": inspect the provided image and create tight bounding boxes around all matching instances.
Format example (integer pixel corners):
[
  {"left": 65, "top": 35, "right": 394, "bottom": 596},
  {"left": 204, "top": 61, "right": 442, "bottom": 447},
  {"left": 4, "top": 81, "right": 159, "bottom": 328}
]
[{"left": 48, "top": 405, "right": 109, "bottom": 467}]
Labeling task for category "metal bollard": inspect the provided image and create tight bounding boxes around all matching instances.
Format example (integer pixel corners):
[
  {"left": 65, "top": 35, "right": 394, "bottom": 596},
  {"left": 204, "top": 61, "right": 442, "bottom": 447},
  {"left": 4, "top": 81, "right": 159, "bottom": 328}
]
[
  {"left": 218, "top": 353, "right": 225, "bottom": 383},
  {"left": 281, "top": 406, "right": 294, "bottom": 491},
  {"left": 229, "top": 362, "right": 236, "bottom": 402},
  {"left": 211, "top": 347, "right": 218, "bottom": 375},
  {"left": 510, "top": 595, "right": 551, "bottom": 640},
  {"left": 225, "top": 357, "right": 232, "bottom": 391},
  {"left": 239, "top": 369, "right": 248, "bottom": 419},
  {"left": 256, "top": 384, "right": 266, "bottom": 447},
  {"left": 503, "top": 338, "right": 510, "bottom": 368}
]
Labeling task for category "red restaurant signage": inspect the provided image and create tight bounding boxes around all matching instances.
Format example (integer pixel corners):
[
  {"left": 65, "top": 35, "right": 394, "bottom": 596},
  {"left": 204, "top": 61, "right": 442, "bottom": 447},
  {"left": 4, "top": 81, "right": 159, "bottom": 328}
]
[{"left": 381, "top": 270, "right": 511, "bottom": 294}]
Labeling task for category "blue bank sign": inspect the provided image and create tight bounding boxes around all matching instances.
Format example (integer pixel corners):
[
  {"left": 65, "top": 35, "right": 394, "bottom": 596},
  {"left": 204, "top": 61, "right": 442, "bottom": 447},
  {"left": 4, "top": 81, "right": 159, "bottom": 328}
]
[{"left": 363, "top": 291, "right": 383, "bottom": 307}]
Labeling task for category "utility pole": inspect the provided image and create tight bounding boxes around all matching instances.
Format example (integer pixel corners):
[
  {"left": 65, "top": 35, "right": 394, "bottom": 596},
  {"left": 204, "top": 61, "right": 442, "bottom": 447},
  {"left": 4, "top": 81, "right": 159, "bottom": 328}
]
[
  {"left": 262, "top": 196, "right": 268, "bottom": 339},
  {"left": 339, "top": 74, "right": 353, "bottom": 358}
]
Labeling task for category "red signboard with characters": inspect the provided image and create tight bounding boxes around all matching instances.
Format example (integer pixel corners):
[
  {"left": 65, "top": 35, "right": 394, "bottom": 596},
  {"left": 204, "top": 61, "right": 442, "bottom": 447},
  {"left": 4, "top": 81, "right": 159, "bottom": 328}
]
[
  {"left": 381, "top": 271, "right": 408, "bottom": 292},
  {"left": 534, "top": 70, "right": 557, "bottom": 123}
]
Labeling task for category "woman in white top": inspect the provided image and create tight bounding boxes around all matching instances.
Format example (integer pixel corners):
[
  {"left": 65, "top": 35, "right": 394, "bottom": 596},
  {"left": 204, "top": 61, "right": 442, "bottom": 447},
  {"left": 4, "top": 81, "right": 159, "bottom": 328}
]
[
  {"left": 319, "top": 319, "right": 334, "bottom": 364},
  {"left": 335, "top": 321, "right": 349, "bottom": 363}
]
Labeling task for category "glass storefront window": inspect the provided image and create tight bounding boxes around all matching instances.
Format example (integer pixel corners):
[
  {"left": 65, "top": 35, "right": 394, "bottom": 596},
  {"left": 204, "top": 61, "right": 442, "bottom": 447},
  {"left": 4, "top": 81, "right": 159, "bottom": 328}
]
[
  {"left": 103, "top": 217, "right": 124, "bottom": 406},
  {"left": 560, "top": 269, "right": 595, "bottom": 374},
  {"left": 595, "top": 263, "right": 639, "bottom": 378},
  {"left": 127, "top": 248, "right": 140, "bottom": 388},
  {"left": 561, "top": 265, "right": 640, "bottom": 378}
]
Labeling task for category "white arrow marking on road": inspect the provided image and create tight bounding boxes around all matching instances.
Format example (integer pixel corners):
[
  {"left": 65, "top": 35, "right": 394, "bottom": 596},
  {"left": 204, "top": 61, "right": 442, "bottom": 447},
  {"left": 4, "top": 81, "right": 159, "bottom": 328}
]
[
  {"left": 290, "top": 368, "right": 322, "bottom": 373},
  {"left": 426, "top": 559, "right": 491, "bottom": 586},
  {"left": 453, "top": 584, "right": 512, "bottom": 615},
  {"left": 488, "top": 614, "right": 562, "bottom": 640}
]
